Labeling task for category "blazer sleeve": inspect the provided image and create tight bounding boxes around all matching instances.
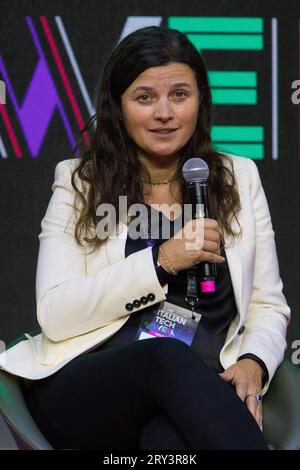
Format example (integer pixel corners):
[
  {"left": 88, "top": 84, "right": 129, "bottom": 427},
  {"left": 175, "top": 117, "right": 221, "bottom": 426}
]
[
  {"left": 36, "top": 160, "right": 167, "bottom": 342},
  {"left": 237, "top": 158, "right": 291, "bottom": 385}
]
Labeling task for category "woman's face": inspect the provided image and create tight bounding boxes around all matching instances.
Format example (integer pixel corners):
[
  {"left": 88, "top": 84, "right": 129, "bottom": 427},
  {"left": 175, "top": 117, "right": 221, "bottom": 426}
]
[{"left": 120, "top": 62, "right": 201, "bottom": 164}]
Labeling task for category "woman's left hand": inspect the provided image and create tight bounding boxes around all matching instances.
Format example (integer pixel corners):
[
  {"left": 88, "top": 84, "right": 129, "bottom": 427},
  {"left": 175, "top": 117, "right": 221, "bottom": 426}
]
[{"left": 219, "top": 359, "right": 264, "bottom": 429}]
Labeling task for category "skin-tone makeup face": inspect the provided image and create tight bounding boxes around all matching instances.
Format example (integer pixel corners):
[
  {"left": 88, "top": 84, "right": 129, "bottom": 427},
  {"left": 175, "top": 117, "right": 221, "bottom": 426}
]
[{"left": 120, "top": 62, "right": 201, "bottom": 183}]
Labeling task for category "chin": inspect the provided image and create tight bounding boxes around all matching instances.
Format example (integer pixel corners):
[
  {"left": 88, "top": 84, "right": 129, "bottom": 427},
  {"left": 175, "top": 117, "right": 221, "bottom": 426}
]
[{"left": 147, "top": 146, "right": 182, "bottom": 157}]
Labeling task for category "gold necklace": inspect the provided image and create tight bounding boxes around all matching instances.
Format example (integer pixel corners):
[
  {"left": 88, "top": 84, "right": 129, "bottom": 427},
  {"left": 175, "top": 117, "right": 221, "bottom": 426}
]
[{"left": 140, "top": 170, "right": 181, "bottom": 185}]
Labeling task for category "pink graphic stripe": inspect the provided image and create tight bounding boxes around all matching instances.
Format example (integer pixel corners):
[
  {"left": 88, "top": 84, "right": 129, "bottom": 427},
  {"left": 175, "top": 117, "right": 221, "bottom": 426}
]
[
  {"left": 0, "top": 102, "right": 22, "bottom": 157},
  {"left": 40, "top": 16, "right": 91, "bottom": 147}
]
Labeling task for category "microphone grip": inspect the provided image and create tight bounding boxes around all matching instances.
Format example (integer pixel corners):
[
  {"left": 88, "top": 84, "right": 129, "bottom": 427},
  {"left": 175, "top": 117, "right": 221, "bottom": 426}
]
[
  {"left": 197, "top": 262, "right": 217, "bottom": 293},
  {"left": 188, "top": 183, "right": 210, "bottom": 218},
  {"left": 187, "top": 183, "right": 217, "bottom": 294}
]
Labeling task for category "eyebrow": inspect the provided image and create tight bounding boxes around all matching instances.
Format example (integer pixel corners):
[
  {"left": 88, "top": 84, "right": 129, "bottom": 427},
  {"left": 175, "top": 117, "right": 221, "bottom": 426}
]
[{"left": 132, "top": 82, "right": 192, "bottom": 93}]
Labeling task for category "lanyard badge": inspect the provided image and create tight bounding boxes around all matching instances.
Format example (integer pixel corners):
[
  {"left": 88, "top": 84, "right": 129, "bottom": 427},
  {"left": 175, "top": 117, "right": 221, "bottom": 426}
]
[{"left": 135, "top": 301, "right": 201, "bottom": 346}]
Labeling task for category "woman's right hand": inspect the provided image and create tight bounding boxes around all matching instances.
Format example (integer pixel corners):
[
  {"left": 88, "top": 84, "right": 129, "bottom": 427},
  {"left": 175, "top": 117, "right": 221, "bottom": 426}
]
[{"left": 158, "top": 218, "right": 225, "bottom": 274}]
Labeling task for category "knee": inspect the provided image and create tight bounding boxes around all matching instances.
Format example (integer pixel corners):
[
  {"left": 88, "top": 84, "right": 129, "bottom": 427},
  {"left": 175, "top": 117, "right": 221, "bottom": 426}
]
[
  {"left": 142, "top": 337, "right": 199, "bottom": 372},
  {"left": 153, "top": 337, "right": 191, "bottom": 356}
]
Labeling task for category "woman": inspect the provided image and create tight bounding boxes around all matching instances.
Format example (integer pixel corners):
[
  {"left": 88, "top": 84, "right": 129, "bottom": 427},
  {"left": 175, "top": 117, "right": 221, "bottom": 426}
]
[{"left": 0, "top": 27, "right": 290, "bottom": 450}]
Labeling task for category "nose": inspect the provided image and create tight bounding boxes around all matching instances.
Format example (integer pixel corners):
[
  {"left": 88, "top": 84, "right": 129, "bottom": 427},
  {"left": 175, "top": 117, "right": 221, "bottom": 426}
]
[{"left": 153, "top": 97, "right": 174, "bottom": 122}]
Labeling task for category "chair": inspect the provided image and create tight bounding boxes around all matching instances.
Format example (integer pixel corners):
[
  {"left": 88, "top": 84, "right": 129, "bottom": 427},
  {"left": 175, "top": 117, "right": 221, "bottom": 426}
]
[
  {"left": 1, "top": 359, "right": 300, "bottom": 450},
  {"left": 0, "top": 370, "right": 53, "bottom": 449},
  {"left": 263, "top": 359, "right": 300, "bottom": 450}
]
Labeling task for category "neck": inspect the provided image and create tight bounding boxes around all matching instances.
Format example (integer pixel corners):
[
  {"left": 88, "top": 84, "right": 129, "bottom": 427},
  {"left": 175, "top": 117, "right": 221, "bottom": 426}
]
[{"left": 138, "top": 153, "right": 181, "bottom": 181}]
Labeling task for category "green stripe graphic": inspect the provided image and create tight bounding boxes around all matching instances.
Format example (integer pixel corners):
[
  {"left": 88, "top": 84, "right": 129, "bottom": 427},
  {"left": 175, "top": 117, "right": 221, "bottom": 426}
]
[
  {"left": 213, "top": 144, "right": 264, "bottom": 159},
  {"left": 187, "top": 34, "right": 263, "bottom": 50},
  {"left": 212, "top": 89, "right": 257, "bottom": 104},
  {"left": 212, "top": 126, "right": 264, "bottom": 142},
  {"left": 168, "top": 17, "right": 263, "bottom": 33},
  {"left": 208, "top": 72, "right": 257, "bottom": 88}
]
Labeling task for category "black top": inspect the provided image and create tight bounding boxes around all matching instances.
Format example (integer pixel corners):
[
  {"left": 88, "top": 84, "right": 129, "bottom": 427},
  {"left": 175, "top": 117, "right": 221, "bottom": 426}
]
[
  {"left": 89, "top": 204, "right": 268, "bottom": 382},
  {"left": 96, "top": 204, "right": 238, "bottom": 373}
]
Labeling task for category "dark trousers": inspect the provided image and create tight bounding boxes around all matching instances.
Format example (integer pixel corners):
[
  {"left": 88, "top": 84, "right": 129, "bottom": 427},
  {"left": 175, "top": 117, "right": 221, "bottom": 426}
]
[{"left": 24, "top": 337, "right": 269, "bottom": 450}]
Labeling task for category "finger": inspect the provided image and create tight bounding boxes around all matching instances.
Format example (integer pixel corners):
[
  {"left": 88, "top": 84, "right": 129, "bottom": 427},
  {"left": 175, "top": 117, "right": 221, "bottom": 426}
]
[
  {"left": 190, "top": 221, "right": 221, "bottom": 246},
  {"left": 199, "top": 251, "right": 225, "bottom": 264},
  {"left": 204, "top": 228, "right": 221, "bottom": 244},
  {"left": 235, "top": 383, "right": 248, "bottom": 402},
  {"left": 255, "top": 403, "right": 263, "bottom": 428},
  {"left": 219, "top": 367, "right": 235, "bottom": 383},
  {"left": 184, "top": 220, "right": 204, "bottom": 243},
  {"left": 203, "top": 219, "right": 220, "bottom": 231},
  {"left": 202, "top": 240, "right": 220, "bottom": 255},
  {"left": 246, "top": 396, "right": 258, "bottom": 422}
]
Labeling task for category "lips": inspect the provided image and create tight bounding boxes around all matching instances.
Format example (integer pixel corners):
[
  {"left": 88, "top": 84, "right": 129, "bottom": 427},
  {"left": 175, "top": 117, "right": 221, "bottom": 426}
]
[{"left": 150, "top": 128, "right": 178, "bottom": 134}]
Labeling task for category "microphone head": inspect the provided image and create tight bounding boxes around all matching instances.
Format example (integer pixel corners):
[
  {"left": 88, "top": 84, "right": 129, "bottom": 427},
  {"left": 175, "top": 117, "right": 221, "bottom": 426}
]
[{"left": 182, "top": 157, "right": 209, "bottom": 184}]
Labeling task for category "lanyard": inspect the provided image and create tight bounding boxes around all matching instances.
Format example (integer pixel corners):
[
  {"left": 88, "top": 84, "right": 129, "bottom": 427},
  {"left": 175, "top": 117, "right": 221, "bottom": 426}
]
[
  {"left": 185, "top": 269, "right": 199, "bottom": 319},
  {"left": 140, "top": 207, "right": 199, "bottom": 319}
]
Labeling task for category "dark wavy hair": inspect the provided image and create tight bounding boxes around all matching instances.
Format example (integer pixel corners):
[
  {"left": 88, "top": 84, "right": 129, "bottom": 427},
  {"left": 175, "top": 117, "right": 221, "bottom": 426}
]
[{"left": 70, "top": 26, "right": 241, "bottom": 252}]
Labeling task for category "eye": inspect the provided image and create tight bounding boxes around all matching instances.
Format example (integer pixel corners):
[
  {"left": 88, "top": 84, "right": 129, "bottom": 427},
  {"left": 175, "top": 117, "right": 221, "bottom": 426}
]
[
  {"left": 174, "top": 90, "right": 187, "bottom": 98},
  {"left": 137, "top": 94, "right": 151, "bottom": 102}
]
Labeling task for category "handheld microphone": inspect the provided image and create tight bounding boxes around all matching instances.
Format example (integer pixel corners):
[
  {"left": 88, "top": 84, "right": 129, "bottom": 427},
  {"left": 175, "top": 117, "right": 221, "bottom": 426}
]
[{"left": 182, "top": 157, "right": 217, "bottom": 294}]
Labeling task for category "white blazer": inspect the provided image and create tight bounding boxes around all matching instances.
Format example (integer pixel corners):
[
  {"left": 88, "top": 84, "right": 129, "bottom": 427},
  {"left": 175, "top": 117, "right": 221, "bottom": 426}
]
[{"left": 0, "top": 154, "right": 291, "bottom": 394}]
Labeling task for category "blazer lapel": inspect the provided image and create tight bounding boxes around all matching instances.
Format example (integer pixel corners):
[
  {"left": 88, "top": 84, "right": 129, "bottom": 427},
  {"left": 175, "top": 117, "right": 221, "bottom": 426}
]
[{"left": 224, "top": 238, "right": 244, "bottom": 319}]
